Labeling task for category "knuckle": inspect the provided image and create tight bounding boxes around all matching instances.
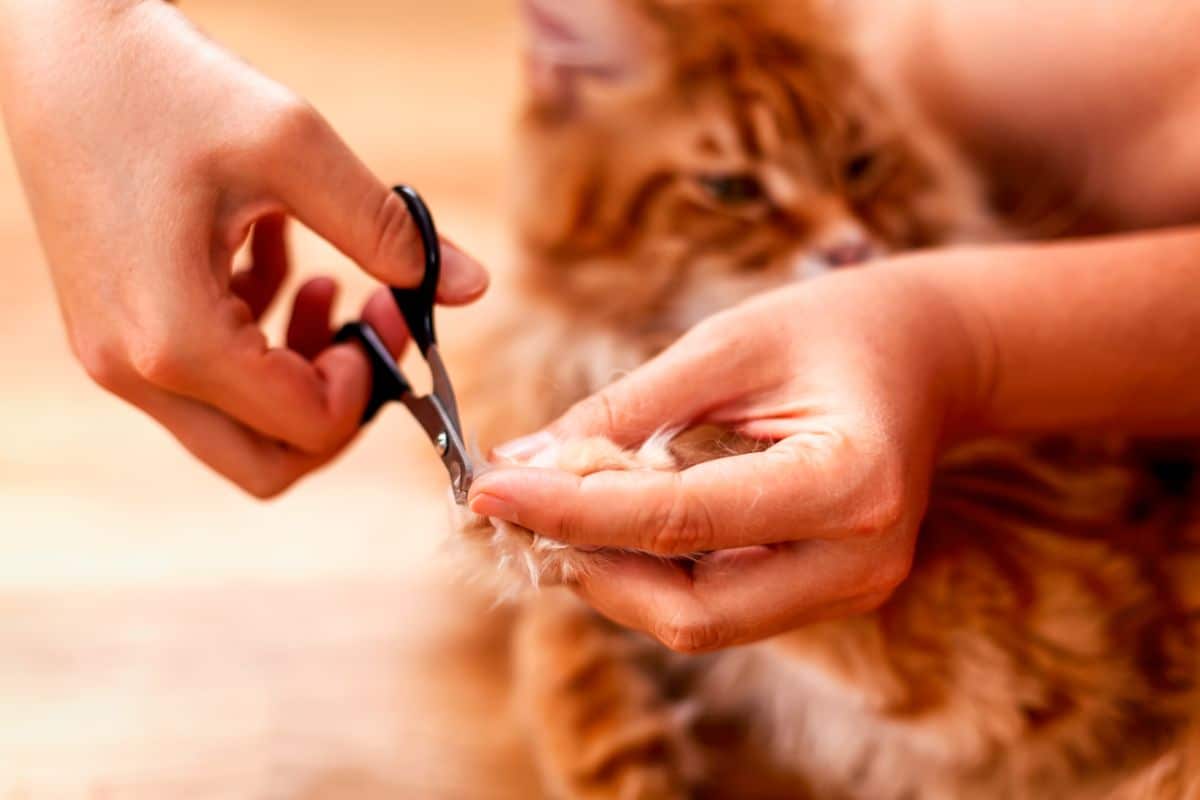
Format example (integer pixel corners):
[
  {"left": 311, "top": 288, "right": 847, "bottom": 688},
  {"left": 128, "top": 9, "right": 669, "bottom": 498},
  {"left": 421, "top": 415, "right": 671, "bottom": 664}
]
[
  {"left": 847, "top": 477, "right": 908, "bottom": 539},
  {"left": 242, "top": 464, "right": 300, "bottom": 501},
  {"left": 244, "top": 477, "right": 289, "bottom": 501},
  {"left": 645, "top": 478, "right": 710, "bottom": 555},
  {"left": 73, "top": 338, "right": 128, "bottom": 393},
  {"left": 653, "top": 611, "right": 731, "bottom": 654},
  {"left": 590, "top": 392, "right": 621, "bottom": 435},
  {"left": 259, "top": 94, "right": 327, "bottom": 150},
  {"left": 128, "top": 331, "right": 192, "bottom": 390},
  {"left": 208, "top": 94, "right": 325, "bottom": 178},
  {"left": 130, "top": 299, "right": 244, "bottom": 393},
  {"left": 554, "top": 499, "right": 586, "bottom": 544}
]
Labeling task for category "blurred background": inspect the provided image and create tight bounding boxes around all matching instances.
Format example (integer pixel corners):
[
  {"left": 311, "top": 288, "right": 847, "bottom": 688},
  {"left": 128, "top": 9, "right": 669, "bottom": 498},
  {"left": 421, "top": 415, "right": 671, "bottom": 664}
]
[{"left": 0, "top": 1, "right": 540, "bottom": 797}]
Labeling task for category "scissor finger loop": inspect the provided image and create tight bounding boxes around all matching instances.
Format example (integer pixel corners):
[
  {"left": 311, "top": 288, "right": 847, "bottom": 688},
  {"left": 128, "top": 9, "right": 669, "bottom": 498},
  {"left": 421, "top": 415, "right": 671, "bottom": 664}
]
[{"left": 334, "top": 185, "right": 474, "bottom": 504}]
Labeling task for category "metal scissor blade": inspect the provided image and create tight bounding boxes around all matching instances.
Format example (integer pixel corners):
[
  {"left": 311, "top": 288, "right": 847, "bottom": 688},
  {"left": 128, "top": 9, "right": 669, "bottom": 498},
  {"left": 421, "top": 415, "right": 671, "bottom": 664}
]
[
  {"left": 400, "top": 392, "right": 474, "bottom": 504},
  {"left": 423, "top": 343, "right": 465, "bottom": 434}
]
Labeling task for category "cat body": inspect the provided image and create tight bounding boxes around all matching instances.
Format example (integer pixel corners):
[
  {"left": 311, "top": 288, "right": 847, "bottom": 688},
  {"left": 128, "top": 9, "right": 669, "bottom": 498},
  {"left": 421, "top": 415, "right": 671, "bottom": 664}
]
[{"left": 456, "top": 2, "right": 1200, "bottom": 797}]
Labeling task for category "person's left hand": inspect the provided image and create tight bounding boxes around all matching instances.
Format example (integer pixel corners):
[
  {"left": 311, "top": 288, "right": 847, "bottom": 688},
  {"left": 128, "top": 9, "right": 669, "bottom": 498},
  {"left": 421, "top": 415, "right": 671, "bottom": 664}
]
[{"left": 468, "top": 265, "right": 989, "bottom": 652}]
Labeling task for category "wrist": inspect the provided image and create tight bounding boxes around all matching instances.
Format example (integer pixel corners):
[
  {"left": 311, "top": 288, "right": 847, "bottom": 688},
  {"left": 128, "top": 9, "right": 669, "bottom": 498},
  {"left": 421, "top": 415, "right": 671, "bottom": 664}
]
[
  {"left": 880, "top": 256, "right": 998, "bottom": 446},
  {"left": 1, "top": 0, "right": 184, "bottom": 115},
  {"left": 899, "top": 232, "right": 1200, "bottom": 438}
]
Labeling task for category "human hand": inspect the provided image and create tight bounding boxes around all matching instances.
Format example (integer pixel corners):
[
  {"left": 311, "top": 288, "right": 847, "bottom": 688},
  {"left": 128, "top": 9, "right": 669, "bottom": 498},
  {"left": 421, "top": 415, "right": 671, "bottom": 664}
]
[
  {"left": 468, "top": 266, "right": 986, "bottom": 651},
  {"left": 0, "top": 0, "right": 487, "bottom": 496}
]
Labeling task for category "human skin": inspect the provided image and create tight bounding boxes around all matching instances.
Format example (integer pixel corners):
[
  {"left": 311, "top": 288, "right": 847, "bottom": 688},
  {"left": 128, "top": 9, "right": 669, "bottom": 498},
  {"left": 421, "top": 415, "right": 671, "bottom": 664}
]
[
  {"left": 0, "top": 0, "right": 489, "bottom": 497},
  {"left": 469, "top": 1, "right": 1200, "bottom": 652}
]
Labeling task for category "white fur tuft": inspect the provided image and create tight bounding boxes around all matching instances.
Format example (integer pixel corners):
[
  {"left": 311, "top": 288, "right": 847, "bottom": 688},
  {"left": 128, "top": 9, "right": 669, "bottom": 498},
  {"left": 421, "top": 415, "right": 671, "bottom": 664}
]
[{"left": 447, "top": 435, "right": 681, "bottom": 600}]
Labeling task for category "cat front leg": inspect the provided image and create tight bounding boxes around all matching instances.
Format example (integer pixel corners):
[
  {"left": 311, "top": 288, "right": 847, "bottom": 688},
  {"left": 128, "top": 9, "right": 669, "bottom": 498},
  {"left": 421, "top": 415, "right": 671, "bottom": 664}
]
[{"left": 513, "top": 588, "right": 703, "bottom": 800}]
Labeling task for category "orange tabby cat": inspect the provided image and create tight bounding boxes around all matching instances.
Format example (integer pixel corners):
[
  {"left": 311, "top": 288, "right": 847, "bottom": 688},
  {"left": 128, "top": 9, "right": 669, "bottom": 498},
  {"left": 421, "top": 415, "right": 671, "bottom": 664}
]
[{"left": 456, "top": 1, "right": 1200, "bottom": 798}]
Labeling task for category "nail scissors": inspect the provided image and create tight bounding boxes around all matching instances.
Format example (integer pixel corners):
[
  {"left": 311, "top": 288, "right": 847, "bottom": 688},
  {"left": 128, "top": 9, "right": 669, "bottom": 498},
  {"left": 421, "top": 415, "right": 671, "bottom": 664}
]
[{"left": 335, "top": 185, "right": 474, "bottom": 504}]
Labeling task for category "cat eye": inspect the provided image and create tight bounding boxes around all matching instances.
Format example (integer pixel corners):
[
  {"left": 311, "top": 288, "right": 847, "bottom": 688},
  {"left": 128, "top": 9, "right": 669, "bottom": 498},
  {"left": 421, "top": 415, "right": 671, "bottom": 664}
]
[
  {"left": 844, "top": 152, "right": 879, "bottom": 183},
  {"left": 697, "top": 174, "right": 767, "bottom": 205}
]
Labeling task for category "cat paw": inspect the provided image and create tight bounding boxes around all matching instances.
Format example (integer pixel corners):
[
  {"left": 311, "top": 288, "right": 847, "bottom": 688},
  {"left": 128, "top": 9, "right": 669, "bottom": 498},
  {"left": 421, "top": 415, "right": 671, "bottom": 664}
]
[{"left": 450, "top": 435, "right": 677, "bottom": 597}]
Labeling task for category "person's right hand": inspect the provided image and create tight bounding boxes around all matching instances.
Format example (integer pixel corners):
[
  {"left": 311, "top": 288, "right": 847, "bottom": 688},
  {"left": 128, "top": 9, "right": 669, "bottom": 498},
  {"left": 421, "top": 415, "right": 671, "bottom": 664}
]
[{"left": 0, "top": 0, "right": 488, "bottom": 497}]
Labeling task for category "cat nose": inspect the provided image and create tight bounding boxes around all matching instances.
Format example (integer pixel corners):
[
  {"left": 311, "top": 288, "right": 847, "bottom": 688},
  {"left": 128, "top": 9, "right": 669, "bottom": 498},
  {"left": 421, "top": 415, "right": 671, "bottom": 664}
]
[
  {"left": 812, "top": 221, "right": 877, "bottom": 268},
  {"left": 819, "top": 236, "right": 876, "bottom": 268}
]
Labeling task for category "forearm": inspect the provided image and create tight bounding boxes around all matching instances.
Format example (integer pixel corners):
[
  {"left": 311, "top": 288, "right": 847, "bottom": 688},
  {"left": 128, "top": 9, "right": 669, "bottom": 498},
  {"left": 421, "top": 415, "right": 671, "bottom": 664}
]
[
  {"left": 905, "top": 230, "right": 1200, "bottom": 437},
  {"left": 0, "top": 0, "right": 214, "bottom": 250}
]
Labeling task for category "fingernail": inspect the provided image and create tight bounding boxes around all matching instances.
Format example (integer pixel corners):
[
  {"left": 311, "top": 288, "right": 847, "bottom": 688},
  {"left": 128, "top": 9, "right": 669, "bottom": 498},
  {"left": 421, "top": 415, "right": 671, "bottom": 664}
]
[
  {"left": 493, "top": 431, "right": 556, "bottom": 464},
  {"left": 470, "top": 492, "right": 519, "bottom": 522}
]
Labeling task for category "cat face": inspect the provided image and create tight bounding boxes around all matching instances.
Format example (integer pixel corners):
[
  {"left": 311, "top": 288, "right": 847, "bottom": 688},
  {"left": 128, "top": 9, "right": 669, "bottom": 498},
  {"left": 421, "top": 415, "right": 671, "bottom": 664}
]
[{"left": 515, "top": 0, "right": 992, "bottom": 340}]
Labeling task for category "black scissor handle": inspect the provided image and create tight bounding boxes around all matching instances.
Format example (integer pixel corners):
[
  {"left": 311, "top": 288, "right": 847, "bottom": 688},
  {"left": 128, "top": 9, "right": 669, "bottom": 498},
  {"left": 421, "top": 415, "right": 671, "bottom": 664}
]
[
  {"left": 334, "top": 321, "right": 412, "bottom": 425},
  {"left": 390, "top": 185, "right": 440, "bottom": 356}
]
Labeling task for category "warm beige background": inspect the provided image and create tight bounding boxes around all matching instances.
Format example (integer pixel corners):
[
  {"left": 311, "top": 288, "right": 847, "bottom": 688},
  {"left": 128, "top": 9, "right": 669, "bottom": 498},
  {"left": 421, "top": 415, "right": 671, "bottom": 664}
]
[{"left": 0, "top": 1, "right": 539, "bottom": 797}]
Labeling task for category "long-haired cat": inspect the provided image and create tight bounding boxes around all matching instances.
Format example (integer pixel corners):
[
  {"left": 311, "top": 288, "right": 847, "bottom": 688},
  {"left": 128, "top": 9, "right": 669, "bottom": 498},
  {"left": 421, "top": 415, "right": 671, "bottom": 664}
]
[{"left": 456, "top": 1, "right": 1200, "bottom": 798}]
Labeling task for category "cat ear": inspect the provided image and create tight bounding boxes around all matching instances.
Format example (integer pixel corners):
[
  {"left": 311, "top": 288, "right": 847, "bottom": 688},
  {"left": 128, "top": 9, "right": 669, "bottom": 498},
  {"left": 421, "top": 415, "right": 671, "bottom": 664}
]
[{"left": 521, "top": 0, "right": 653, "bottom": 89}]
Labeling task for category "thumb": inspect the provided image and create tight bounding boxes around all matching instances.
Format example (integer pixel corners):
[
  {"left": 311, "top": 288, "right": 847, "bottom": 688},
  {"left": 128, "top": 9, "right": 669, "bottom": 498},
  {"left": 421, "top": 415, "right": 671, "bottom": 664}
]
[
  {"left": 265, "top": 107, "right": 489, "bottom": 304},
  {"left": 493, "top": 321, "right": 743, "bottom": 461}
]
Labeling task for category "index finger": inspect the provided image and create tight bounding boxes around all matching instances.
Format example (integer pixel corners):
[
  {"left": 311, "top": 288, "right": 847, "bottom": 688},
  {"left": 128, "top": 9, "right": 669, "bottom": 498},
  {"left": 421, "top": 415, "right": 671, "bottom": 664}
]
[{"left": 469, "top": 435, "right": 896, "bottom": 554}]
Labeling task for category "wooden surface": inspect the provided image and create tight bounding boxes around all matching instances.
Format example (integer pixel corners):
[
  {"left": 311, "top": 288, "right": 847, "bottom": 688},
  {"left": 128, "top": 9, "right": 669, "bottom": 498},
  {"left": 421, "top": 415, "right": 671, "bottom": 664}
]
[{"left": 0, "top": 1, "right": 542, "bottom": 797}]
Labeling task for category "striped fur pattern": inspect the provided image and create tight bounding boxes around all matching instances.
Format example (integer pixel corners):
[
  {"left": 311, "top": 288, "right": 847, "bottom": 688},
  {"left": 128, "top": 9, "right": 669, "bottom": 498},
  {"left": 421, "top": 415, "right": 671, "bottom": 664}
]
[{"left": 454, "top": 1, "right": 1200, "bottom": 797}]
